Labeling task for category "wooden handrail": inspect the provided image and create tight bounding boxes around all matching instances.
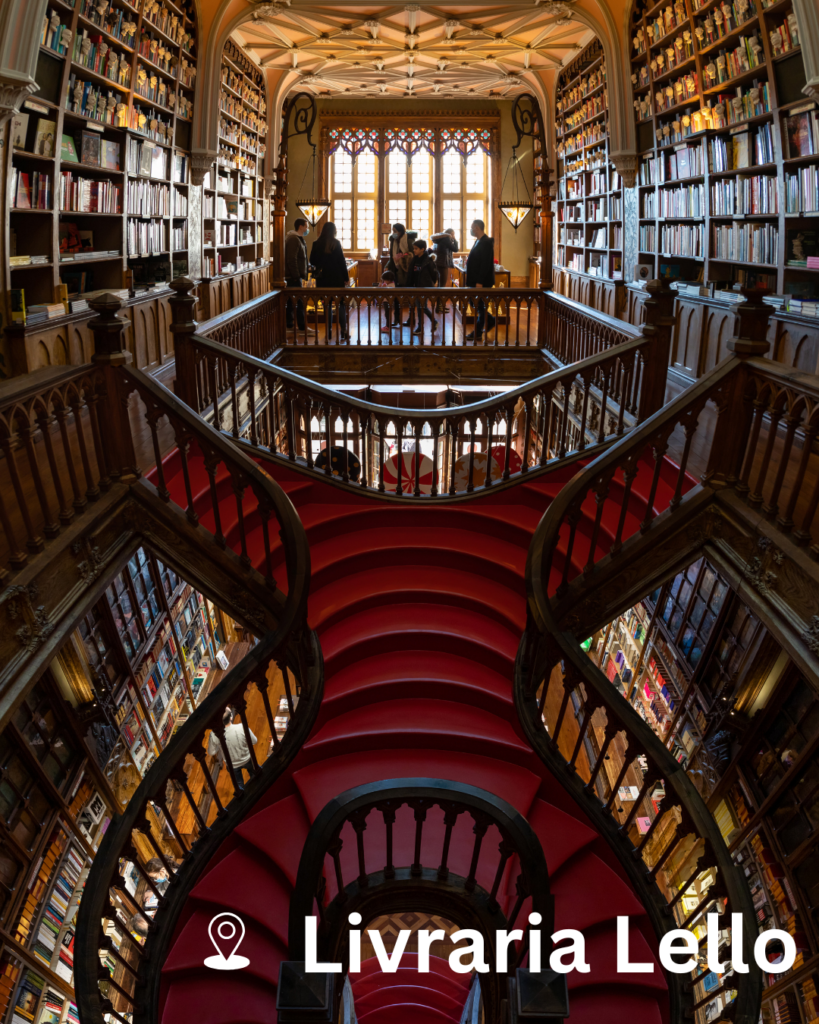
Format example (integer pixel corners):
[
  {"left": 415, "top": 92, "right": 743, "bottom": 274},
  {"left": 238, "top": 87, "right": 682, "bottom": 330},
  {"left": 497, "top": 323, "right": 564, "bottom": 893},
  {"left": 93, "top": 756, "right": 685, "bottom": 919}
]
[
  {"left": 181, "top": 326, "right": 664, "bottom": 500},
  {"left": 68, "top": 297, "right": 318, "bottom": 1024},
  {"left": 515, "top": 322, "right": 811, "bottom": 1022},
  {"left": 286, "top": 778, "right": 555, "bottom": 1024}
]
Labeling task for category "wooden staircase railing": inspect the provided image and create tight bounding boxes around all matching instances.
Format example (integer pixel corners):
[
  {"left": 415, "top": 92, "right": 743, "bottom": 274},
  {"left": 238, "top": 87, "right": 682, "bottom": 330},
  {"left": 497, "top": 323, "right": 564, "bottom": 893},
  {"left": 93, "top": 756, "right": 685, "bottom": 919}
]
[
  {"left": 56, "top": 295, "right": 322, "bottom": 1024},
  {"left": 281, "top": 778, "right": 558, "bottom": 1024},
  {"left": 513, "top": 289, "right": 813, "bottom": 1024},
  {"left": 163, "top": 278, "right": 674, "bottom": 501}
]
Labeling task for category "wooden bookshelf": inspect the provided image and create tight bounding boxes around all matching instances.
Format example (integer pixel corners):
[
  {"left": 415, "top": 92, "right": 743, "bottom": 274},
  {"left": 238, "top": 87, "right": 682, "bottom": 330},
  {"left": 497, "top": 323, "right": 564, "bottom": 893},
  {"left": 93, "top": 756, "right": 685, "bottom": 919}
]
[
  {"left": 202, "top": 38, "right": 268, "bottom": 277},
  {"left": 630, "top": 0, "right": 817, "bottom": 301},
  {"left": 554, "top": 41, "right": 626, "bottom": 316},
  {"left": 6, "top": 0, "right": 197, "bottom": 318}
]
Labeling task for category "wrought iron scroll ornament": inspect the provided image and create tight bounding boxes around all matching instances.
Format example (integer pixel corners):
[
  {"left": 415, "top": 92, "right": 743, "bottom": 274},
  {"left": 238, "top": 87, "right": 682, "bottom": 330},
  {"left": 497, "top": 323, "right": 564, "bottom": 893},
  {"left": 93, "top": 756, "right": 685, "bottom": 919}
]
[
  {"left": 282, "top": 91, "right": 329, "bottom": 225},
  {"left": 498, "top": 94, "right": 544, "bottom": 231}
]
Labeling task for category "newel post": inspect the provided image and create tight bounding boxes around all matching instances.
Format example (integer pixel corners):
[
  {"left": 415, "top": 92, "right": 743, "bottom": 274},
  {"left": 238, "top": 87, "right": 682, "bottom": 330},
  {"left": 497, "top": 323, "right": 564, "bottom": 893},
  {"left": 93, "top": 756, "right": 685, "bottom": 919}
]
[
  {"left": 88, "top": 293, "right": 138, "bottom": 479},
  {"left": 636, "top": 278, "right": 676, "bottom": 421},
  {"left": 168, "top": 276, "right": 200, "bottom": 409},
  {"left": 705, "top": 287, "right": 773, "bottom": 487}
]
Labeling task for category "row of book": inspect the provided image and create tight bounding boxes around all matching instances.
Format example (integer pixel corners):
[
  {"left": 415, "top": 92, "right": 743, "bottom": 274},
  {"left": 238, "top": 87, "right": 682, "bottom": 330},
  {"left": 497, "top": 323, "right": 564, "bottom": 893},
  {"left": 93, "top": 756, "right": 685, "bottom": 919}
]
[
  {"left": 65, "top": 74, "right": 126, "bottom": 127},
  {"left": 711, "top": 221, "right": 779, "bottom": 263},
  {"left": 126, "top": 180, "right": 171, "bottom": 217},
  {"left": 41, "top": 12, "right": 69, "bottom": 54},
  {"left": 785, "top": 108, "right": 819, "bottom": 159},
  {"left": 708, "top": 125, "right": 775, "bottom": 172},
  {"left": 126, "top": 137, "right": 169, "bottom": 180},
  {"left": 71, "top": 30, "right": 132, "bottom": 88},
  {"left": 706, "top": 34, "right": 764, "bottom": 88},
  {"left": 32, "top": 844, "right": 84, "bottom": 979},
  {"left": 59, "top": 173, "right": 122, "bottom": 214},
  {"left": 77, "top": 0, "right": 137, "bottom": 48},
  {"left": 710, "top": 175, "right": 778, "bottom": 216},
  {"left": 786, "top": 168, "right": 819, "bottom": 214},
  {"left": 11, "top": 170, "right": 51, "bottom": 210},
  {"left": 660, "top": 223, "right": 705, "bottom": 258},
  {"left": 659, "top": 184, "right": 705, "bottom": 219}
]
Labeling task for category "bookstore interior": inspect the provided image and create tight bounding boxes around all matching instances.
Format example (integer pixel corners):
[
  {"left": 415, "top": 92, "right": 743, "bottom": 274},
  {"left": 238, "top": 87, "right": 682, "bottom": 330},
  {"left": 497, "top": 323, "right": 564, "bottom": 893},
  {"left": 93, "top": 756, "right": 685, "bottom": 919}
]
[{"left": 1, "top": 0, "right": 819, "bottom": 1023}]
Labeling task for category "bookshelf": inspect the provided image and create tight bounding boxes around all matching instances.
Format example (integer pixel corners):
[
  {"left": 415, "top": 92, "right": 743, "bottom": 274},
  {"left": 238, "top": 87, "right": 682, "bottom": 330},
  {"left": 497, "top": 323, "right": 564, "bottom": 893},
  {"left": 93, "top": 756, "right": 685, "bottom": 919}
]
[
  {"left": 630, "top": 0, "right": 818, "bottom": 305},
  {"left": 76, "top": 546, "right": 226, "bottom": 783},
  {"left": 554, "top": 40, "right": 625, "bottom": 303},
  {"left": 5, "top": 0, "right": 197, "bottom": 324},
  {"left": 202, "top": 39, "right": 268, "bottom": 278}
]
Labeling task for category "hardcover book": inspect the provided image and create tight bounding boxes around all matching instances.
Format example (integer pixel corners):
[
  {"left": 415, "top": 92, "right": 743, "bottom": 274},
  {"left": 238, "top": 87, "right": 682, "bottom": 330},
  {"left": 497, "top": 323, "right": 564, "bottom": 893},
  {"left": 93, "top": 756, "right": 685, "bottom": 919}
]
[
  {"left": 61, "top": 134, "right": 78, "bottom": 161},
  {"left": 34, "top": 118, "right": 56, "bottom": 157}
]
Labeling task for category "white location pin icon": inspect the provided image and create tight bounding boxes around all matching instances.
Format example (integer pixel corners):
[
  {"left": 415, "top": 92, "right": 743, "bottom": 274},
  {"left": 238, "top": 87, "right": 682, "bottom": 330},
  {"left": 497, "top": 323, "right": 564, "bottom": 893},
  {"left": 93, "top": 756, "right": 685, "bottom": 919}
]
[{"left": 204, "top": 912, "right": 250, "bottom": 970}]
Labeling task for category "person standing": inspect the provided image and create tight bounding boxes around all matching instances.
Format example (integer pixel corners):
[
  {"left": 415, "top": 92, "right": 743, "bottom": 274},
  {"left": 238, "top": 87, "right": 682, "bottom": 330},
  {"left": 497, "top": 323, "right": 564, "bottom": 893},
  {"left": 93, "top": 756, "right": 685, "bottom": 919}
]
[
  {"left": 309, "top": 221, "right": 351, "bottom": 340},
  {"left": 387, "top": 223, "right": 410, "bottom": 329},
  {"left": 465, "top": 219, "right": 496, "bottom": 340},
  {"left": 407, "top": 239, "right": 439, "bottom": 335},
  {"left": 431, "top": 227, "right": 458, "bottom": 312},
  {"left": 284, "top": 218, "right": 316, "bottom": 334}
]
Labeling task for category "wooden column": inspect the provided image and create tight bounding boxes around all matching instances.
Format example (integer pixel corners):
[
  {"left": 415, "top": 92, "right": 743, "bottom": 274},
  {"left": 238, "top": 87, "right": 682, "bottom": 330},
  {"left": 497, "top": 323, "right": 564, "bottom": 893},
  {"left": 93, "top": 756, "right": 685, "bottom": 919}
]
[
  {"left": 538, "top": 161, "right": 554, "bottom": 291},
  {"left": 168, "top": 277, "right": 199, "bottom": 409},
  {"left": 377, "top": 128, "right": 387, "bottom": 250},
  {"left": 88, "top": 293, "right": 138, "bottom": 479},
  {"left": 491, "top": 126, "right": 501, "bottom": 255},
  {"left": 433, "top": 128, "right": 443, "bottom": 237},
  {"left": 272, "top": 156, "right": 288, "bottom": 288}
]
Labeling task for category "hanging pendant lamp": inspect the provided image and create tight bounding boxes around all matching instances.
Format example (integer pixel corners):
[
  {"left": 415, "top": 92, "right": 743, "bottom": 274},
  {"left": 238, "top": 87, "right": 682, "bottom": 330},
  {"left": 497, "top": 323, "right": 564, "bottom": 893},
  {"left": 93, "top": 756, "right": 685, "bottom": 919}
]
[
  {"left": 497, "top": 146, "right": 534, "bottom": 231},
  {"left": 296, "top": 143, "right": 330, "bottom": 226}
]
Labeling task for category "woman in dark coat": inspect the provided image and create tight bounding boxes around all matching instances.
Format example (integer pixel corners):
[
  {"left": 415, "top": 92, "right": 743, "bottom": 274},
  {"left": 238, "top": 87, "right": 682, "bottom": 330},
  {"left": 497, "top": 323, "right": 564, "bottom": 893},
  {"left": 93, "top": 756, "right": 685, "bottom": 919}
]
[{"left": 309, "top": 221, "right": 350, "bottom": 339}]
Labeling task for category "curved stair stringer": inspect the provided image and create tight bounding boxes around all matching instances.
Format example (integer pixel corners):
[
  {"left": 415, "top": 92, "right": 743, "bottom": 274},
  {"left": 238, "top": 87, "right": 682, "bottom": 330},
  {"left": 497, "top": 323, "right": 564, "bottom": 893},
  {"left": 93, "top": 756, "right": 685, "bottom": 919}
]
[{"left": 516, "top": 357, "right": 763, "bottom": 1024}]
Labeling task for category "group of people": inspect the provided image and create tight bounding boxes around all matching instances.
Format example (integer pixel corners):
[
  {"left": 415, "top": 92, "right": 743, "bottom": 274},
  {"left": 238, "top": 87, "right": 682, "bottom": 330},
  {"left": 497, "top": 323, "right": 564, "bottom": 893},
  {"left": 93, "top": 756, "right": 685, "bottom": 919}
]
[{"left": 283, "top": 217, "right": 497, "bottom": 340}]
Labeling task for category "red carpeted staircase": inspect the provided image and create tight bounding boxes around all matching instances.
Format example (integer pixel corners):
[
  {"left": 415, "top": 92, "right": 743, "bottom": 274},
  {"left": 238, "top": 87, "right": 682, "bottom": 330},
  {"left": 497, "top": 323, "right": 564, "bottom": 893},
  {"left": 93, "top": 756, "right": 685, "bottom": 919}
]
[{"left": 150, "top": 450, "right": 692, "bottom": 1024}]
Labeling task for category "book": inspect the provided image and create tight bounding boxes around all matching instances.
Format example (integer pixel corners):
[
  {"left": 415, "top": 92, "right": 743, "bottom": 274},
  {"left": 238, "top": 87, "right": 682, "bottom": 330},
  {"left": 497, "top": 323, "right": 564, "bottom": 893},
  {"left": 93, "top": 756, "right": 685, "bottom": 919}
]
[
  {"left": 14, "top": 172, "right": 31, "bottom": 209},
  {"left": 785, "top": 113, "right": 814, "bottom": 159},
  {"left": 11, "top": 113, "right": 29, "bottom": 149},
  {"left": 79, "top": 131, "right": 100, "bottom": 167},
  {"left": 101, "top": 139, "right": 120, "bottom": 170},
  {"left": 10, "top": 289, "right": 26, "bottom": 324},
  {"left": 150, "top": 145, "right": 166, "bottom": 180},
  {"left": 733, "top": 132, "right": 750, "bottom": 169},
  {"left": 61, "top": 134, "right": 78, "bottom": 162},
  {"left": 34, "top": 118, "right": 57, "bottom": 157},
  {"left": 138, "top": 143, "right": 153, "bottom": 177}
]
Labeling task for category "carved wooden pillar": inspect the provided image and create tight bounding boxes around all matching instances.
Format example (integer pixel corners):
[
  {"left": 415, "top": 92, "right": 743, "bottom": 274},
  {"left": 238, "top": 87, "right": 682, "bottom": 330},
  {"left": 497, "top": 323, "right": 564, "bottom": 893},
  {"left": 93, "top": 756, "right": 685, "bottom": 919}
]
[
  {"left": 792, "top": 0, "right": 819, "bottom": 99},
  {"left": 0, "top": 0, "right": 48, "bottom": 126},
  {"left": 88, "top": 293, "right": 138, "bottom": 480},
  {"left": 168, "top": 276, "right": 200, "bottom": 408},
  {"left": 377, "top": 128, "right": 387, "bottom": 250},
  {"left": 490, "top": 126, "right": 501, "bottom": 255},
  {"left": 272, "top": 156, "right": 288, "bottom": 288},
  {"left": 433, "top": 128, "right": 443, "bottom": 238},
  {"left": 539, "top": 161, "right": 554, "bottom": 291},
  {"left": 637, "top": 278, "right": 676, "bottom": 420}
]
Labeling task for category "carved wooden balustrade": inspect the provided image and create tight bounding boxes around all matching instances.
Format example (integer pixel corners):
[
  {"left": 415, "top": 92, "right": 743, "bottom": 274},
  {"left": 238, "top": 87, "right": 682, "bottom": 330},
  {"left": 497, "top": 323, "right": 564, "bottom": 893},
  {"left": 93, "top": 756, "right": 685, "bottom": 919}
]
[
  {"left": 277, "top": 287, "right": 542, "bottom": 347},
  {"left": 156, "top": 280, "right": 675, "bottom": 501},
  {"left": 283, "top": 778, "right": 556, "bottom": 1024},
  {"left": 514, "top": 291, "right": 819, "bottom": 1024},
  {"left": 52, "top": 294, "right": 319, "bottom": 1024},
  {"left": 0, "top": 366, "right": 109, "bottom": 582}
]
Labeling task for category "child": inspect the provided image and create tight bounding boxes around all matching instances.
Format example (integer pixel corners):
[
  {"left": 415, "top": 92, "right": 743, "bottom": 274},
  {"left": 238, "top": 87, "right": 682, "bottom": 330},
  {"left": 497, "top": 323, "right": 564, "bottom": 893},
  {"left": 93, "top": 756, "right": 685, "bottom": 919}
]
[{"left": 380, "top": 269, "right": 397, "bottom": 333}]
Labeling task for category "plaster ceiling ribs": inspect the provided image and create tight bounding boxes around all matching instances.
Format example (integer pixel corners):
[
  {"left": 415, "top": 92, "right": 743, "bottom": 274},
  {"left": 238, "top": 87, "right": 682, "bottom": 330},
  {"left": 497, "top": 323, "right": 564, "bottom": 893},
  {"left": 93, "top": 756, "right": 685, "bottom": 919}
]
[{"left": 236, "top": 0, "right": 587, "bottom": 96}]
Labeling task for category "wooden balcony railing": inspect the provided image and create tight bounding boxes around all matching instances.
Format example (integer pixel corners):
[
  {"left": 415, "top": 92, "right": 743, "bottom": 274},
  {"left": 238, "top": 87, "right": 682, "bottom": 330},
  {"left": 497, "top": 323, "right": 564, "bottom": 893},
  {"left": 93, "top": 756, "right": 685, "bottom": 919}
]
[
  {"left": 515, "top": 290, "right": 812, "bottom": 1024},
  {"left": 164, "top": 279, "right": 673, "bottom": 502},
  {"left": 283, "top": 778, "right": 556, "bottom": 1024}
]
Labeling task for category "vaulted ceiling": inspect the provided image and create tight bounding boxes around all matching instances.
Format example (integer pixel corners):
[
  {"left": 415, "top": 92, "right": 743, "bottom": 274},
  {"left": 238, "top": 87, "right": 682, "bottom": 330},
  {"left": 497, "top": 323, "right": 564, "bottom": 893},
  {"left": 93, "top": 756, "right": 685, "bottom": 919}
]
[{"left": 233, "top": 1, "right": 595, "bottom": 99}]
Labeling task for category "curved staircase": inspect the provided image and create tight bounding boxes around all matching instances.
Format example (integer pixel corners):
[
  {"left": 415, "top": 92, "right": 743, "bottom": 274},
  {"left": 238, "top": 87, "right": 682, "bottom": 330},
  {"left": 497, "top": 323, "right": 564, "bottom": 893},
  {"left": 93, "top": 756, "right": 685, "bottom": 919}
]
[{"left": 146, "top": 447, "right": 696, "bottom": 1024}]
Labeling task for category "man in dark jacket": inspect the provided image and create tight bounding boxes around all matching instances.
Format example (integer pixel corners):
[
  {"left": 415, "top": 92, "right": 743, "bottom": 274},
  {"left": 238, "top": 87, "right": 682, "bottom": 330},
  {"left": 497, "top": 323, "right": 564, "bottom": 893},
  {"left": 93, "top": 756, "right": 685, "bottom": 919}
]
[
  {"left": 465, "top": 219, "right": 495, "bottom": 340},
  {"left": 284, "top": 218, "right": 315, "bottom": 334},
  {"left": 407, "top": 239, "right": 439, "bottom": 335}
]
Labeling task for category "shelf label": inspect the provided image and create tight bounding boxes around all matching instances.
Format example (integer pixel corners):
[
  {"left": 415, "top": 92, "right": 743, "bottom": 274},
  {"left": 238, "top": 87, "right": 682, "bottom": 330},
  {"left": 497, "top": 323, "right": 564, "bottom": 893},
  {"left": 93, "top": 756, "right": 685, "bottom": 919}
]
[
  {"left": 85, "top": 121, "right": 105, "bottom": 132},
  {"left": 24, "top": 100, "right": 50, "bottom": 114}
]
